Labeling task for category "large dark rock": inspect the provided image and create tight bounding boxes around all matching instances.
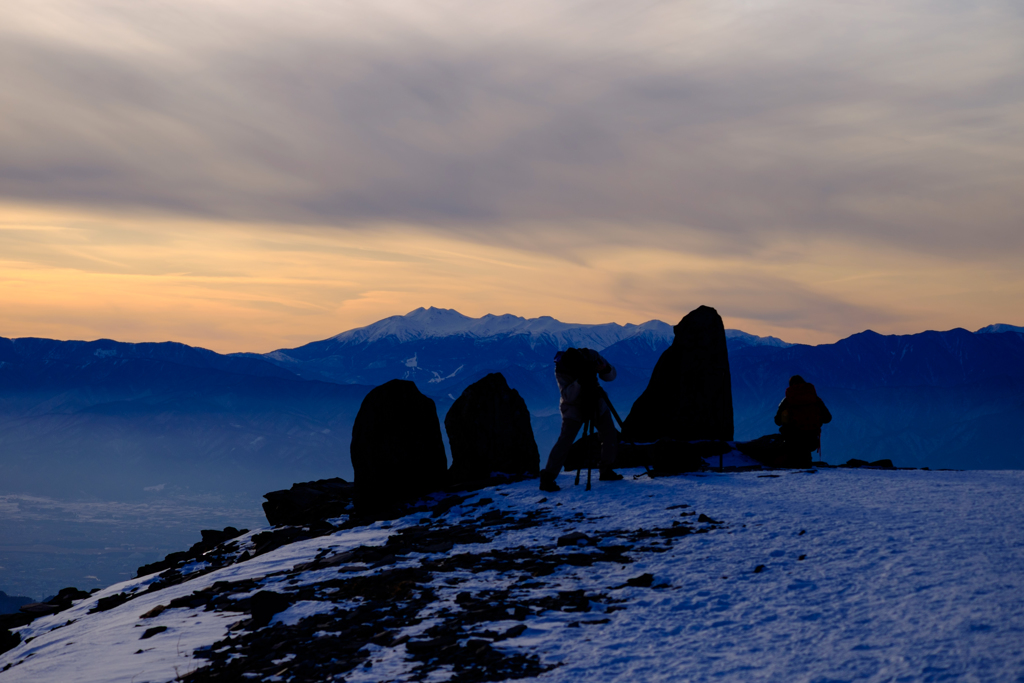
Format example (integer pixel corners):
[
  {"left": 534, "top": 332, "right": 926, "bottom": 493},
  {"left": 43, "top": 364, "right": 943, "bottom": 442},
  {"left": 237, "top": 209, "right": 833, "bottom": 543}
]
[
  {"left": 262, "top": 478, "right": 355, "bottom": 526},
  {"left": 445, "top": 373, "right": 540, "bottom": 482},
  {"left": 350, "top": 379, "right": 447, "bottom": 513},
  {"left": 0, "top": 628, "right": 19, "bottom": 655},
  {"left": 622, "top": 305, "right": 734, "bottom": 443}
]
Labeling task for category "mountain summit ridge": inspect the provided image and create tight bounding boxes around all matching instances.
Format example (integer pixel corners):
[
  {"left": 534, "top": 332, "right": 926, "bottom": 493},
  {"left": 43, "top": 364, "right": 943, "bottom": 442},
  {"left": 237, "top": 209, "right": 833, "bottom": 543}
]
[
  {"left": 292, "top": 306, "right": 790, "bottom": 353},
  {"left": 325, "top": 306, "right": 675, "bottom": 349}
]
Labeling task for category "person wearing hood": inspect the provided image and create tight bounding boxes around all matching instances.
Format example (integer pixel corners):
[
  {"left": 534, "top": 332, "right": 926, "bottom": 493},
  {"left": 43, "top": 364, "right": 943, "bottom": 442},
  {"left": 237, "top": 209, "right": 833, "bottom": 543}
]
[
  {"left": 539, "top": 347, "right": 621, "bottom": 492},
  {"left": 774, "top": 375, "right": 832, "bottom": 466}
]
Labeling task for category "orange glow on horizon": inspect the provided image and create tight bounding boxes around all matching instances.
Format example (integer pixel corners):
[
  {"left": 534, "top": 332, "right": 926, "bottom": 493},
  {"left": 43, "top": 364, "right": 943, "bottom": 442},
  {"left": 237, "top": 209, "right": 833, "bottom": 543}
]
[{"left": 1, "top": 203, "right": 1021, "bottom": 353}]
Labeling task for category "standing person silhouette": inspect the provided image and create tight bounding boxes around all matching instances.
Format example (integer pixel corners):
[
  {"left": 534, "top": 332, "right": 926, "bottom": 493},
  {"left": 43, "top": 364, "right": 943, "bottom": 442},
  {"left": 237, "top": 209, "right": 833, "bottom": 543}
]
[
  {"left": 774, "top": 375, "right": 832, "bottom": 466},
  {"left": 539, "top": 348, "right": 622, "bottom": 492}
]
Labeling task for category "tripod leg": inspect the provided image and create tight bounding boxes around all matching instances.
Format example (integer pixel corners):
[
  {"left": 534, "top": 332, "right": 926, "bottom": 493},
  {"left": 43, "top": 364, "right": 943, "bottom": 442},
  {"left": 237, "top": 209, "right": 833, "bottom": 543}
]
[
  {"left": 575, "top": 419, "right": 590, "bottom": 486},
  {"left": 585, "top": 419, "right": 593, "bottom": 491}
]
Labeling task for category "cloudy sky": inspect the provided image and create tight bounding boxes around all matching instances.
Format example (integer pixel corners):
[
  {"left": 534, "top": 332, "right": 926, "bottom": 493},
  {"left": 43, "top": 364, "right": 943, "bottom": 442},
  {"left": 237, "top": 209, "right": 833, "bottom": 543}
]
[{"left": 2, "top": 0, "right": 1022, "bottom": 352}]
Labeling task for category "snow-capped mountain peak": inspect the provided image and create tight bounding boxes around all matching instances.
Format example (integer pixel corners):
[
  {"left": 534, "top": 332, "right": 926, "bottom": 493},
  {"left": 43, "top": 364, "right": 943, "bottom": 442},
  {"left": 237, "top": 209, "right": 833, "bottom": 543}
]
[
  {"left": 724, "top": 329, "right": 792, "bottom": 349},
  {"left": 330, "top": 307, "right": 675, "bottom": 351},
  {"left": 976, "top": 323, "right": 1024, "bottom": 334}
]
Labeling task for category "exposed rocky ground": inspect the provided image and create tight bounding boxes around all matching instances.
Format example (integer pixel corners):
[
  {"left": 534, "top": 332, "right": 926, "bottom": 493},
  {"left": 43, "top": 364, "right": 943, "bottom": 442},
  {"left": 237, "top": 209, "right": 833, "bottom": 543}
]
[{"left": 6, "top": 468, "right": 1023, "bottom": 683}]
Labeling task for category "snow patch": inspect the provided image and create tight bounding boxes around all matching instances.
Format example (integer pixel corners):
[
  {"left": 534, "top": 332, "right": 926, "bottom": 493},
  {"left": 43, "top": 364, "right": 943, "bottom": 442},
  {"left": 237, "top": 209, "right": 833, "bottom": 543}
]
[{"left": 269, "top": 600, "right": 338, "bottom": 626}]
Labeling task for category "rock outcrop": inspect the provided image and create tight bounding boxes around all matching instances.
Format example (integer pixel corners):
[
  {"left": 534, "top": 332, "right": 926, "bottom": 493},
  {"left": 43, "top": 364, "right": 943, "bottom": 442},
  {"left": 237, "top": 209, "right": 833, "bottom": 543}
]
[
  {"left": 262, "top": 478, "right": 355, "bottom": 527},
  {"left": 445, "top": 373, "right": 540, "bottom": 482},
  {"left": 0, "top": 586, "right": 95, "bottom": 651},
  {"left": 350, "top": 379, "right": 447, "bottom": 513},
  {"left": 0, "top": 592, "right": 32, "bottom": 616},
  {"left": 622, "top": 305, "right": 734, "bottom": 443},
  {"left": 135, "top": 527, "right": 249, "bottom": 578}
]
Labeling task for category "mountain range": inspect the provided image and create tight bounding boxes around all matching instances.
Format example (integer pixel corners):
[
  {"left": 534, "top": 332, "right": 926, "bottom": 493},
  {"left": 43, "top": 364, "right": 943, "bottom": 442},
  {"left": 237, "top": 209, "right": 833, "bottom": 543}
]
[{"left": 1, "top": 309, "right": 1022, "bottom": 501}]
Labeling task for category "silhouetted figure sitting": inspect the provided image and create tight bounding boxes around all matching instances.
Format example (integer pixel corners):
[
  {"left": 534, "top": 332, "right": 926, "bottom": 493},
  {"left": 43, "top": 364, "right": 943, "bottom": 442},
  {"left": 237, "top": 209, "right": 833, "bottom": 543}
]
[
  {"left": 775, "top": 375, "right": 832, "bottom": 467},
  {"left": 539, "top": 348, "right": 621, "bottom": 492}
]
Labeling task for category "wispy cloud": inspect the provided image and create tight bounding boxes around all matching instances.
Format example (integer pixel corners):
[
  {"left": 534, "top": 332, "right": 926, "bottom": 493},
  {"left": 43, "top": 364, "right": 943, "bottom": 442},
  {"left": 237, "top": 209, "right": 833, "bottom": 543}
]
[{"left": 1, "top": 1, "right": 1022, "bottom": 346}]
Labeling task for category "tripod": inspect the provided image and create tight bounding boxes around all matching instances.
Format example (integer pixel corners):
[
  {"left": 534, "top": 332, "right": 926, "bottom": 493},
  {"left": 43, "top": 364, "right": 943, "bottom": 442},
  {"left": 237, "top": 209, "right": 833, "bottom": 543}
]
[{"left": 574, "top": 386, "right": 625, "bottom": 491}]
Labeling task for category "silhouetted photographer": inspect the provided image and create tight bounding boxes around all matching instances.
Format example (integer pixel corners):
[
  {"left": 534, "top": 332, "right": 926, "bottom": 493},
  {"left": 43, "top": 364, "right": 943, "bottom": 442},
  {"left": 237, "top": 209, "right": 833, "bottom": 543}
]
[
  {"left": 539, "top": 347, "right": 621, "bottom": 492},
  {"left": 775, "top": 375, "right": 832, "bottom": 466}
]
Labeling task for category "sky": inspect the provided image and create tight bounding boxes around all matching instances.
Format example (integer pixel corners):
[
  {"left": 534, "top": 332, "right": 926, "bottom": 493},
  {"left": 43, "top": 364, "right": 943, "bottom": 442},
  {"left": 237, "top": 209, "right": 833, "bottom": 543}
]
[{"left": 1, "top": 0, "right": 1022, "bottom": 353}]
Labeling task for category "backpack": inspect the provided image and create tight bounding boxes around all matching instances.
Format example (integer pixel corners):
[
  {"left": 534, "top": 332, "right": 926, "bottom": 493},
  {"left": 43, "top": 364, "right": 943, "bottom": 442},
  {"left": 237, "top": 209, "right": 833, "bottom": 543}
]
[
  {"left": 555, "top": 348, "right": 601, "bottom": 415},
  {"left": 785, "top": 383, "right": 823, "bottom": 432}
]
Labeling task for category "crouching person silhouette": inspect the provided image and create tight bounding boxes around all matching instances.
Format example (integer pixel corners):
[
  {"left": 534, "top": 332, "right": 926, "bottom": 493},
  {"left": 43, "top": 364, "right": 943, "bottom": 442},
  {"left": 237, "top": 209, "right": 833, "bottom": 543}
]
[
  {"left": 774, "top": 375, "right": 832, "bottom": 467},
  {"left": 539, "top": 347, "right": 621, "bottom": 492}
]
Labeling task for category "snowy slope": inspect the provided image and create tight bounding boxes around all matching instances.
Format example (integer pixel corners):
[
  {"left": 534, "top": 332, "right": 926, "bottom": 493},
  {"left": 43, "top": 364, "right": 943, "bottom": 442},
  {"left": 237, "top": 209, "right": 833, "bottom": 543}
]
[
  {"left": 324, "top": 307, "right": 675, "bottom": 349},
  {"left": 3, "top": 467, "right": 1022, "bottom": 682}
]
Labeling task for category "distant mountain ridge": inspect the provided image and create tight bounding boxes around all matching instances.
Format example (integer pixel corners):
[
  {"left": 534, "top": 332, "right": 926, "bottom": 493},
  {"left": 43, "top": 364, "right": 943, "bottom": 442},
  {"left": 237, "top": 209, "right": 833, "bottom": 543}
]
[
  {"left": 322, "top": 307, "right": 675, "bottom": 348},
  {"left": 252, "top": 308, "right": 728, "bottom": 446},
  {"left": 248, "top": 308, "right": 1024, "bottom": 471},
  {"left": 255, "top": 307, "right": 786, "bottom": 397},
  {"left": 2, "top": 310, "right": 1023, "bottom": 504},
  {"left": 0, "top": 336, "right": 372, "bottom": 498},
  {"left": 302, "top": 307, "right": 791, "bottom": 351}
]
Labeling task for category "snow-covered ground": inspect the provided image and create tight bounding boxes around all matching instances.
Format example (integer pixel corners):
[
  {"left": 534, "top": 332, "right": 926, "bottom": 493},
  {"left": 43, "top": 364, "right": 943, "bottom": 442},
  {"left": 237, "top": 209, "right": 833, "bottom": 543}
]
[{"left": 3, "top": 468, "right": 1023, "bottom": 682}]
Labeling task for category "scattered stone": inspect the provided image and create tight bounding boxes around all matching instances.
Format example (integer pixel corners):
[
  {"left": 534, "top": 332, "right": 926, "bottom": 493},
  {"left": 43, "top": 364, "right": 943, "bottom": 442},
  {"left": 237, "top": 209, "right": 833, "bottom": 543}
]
[
  {"left": 139, "top": 605, "right": 167, "bottom": 619},
  {"left": 89, "top": 592, "right": 131, "bottom": 614},
  {"left": 660, "top": 526, "right": 692, "bottom": 538},
  {"left": 251, "top": 524, "right": 335, "bottom": 559},
  {"left": 698, "top": 514, "right": 723, "bottom": 524},
  {"left": 556, "top": 532, "right": 594, "bottom": 547},
  {"left": 624, "top": 573, "right": 654, "bottom": 588},
  {"left": 136, "top": 526, "right": 248, "bottom": 577},
  {"left": 431, "top": 494, "right": 473, "bottom": 518},
  {"left": 249, "top": 592, "right": 293, "bottom": 628},
  {"left": 140, "top": 626, "right": 167, "bottom": 640},
  {"left": 350, "top": 379, "right": 448, "bottom": 514},
  {"left": 753, "top": 565, "right": 765, "bottom": 573},
  {"left": 622, "top": 305, "right": 734, "bottom": 443},
  {"left": 445, "top": 373, "right": 540, "bottom": 482}
]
